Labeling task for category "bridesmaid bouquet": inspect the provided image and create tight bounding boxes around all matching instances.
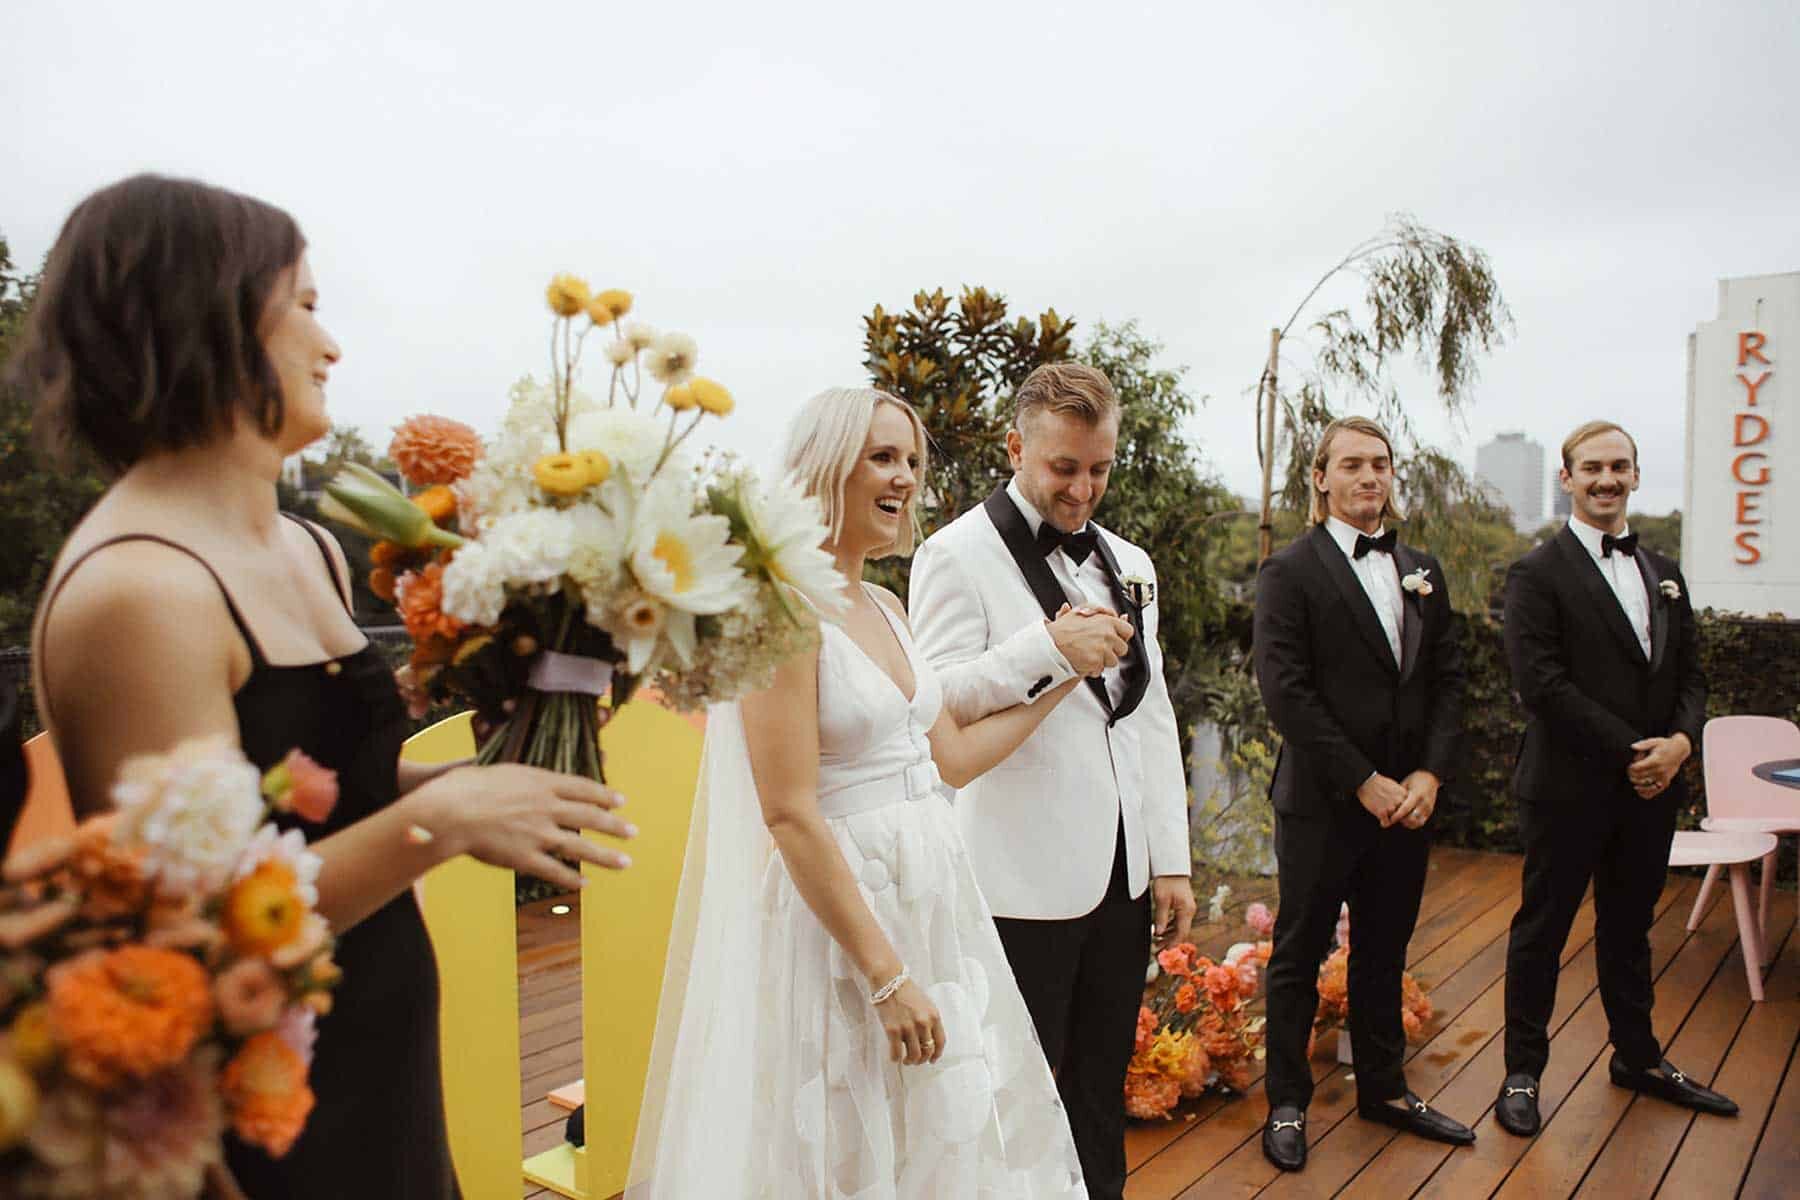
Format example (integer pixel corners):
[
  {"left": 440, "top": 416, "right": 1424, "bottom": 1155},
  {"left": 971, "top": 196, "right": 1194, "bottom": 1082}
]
[
  {"left": 1126, "top": 928, "right": 1272, "bottom": 1120},
  {"left": 0, "top": 738, "right": 341, "bottom": 1197},
  {"left": 320, "top": 276, "right": 844, "bottom": 781}
]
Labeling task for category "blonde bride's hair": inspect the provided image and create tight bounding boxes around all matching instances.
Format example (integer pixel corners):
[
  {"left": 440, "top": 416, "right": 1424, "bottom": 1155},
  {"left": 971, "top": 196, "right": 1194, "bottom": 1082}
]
[{"left": 781, "top": 387, "right": 928, "bottom": 559}]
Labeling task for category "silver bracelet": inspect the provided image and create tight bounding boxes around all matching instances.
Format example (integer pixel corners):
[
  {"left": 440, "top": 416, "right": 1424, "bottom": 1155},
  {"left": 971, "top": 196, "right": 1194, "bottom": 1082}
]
[{"left": 870, "top": 967, "right": 910, "bottom": 1005}]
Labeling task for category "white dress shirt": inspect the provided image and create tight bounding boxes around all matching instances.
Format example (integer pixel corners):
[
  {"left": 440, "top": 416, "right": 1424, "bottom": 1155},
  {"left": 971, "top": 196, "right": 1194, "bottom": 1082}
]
[
  {"left": 1567, "top": 516, "right": 1652, "bottom": 660},
  {"left": 1323, "top": 515, "right": 1404, "bottom": 667},
  {"left": 1006, "top": 478, "right": 1126, "bottom": 706}
]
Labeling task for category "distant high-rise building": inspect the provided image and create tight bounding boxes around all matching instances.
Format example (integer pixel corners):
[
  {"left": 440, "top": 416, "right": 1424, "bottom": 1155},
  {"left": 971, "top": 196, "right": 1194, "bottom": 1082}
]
[
  {"left": 1551, "top": 488, "right": 1571, "bottom": 520},
  {"left": 1476, "top": 432, "right": 1546, "bottom": 533}
]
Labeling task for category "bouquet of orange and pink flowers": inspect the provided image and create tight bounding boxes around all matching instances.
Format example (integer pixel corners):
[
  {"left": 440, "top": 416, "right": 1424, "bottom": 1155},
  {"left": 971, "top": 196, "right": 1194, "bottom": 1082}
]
[
  {"left": 1312, "top": 903, "right": 1433, "bottom": 1047},
  {"left": 320, "top": 277, "right": 843, "bottom": 785},
  {"left": 1125, "top": 920, "right": 1273, "bottom": 1120},
  {"left": 0, "top": 738, "right": 341, "bottom": 1198}
]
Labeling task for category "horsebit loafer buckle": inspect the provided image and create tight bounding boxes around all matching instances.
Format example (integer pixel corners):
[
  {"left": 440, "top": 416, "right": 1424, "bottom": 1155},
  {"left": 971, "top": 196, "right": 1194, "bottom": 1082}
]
[
  {"left": 1504, "top": 1085, "right": 1536, "bottom": 1099},
  {"left": 1271, "top": 1118, "right": 1304, "bottom": 1133},
  {"left": 1414, "top": 1100, "right": 1429, "bottom": 1115}
]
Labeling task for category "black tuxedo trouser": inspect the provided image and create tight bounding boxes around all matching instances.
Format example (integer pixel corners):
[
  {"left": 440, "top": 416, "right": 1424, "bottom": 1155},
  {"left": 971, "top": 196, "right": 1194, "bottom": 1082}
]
[
  {"left": 1263, "top": 809, "right": 1429, "bottom": 1110},
  {"left": 1503, "top": 788, "right": 1679, "bottom": 1078},
  {"left": 993, "top": 823, "right": 1149, "bottom": 1200}
]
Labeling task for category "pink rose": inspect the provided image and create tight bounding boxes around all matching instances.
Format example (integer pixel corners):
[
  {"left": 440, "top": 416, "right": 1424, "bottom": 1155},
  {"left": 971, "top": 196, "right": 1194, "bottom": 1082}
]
[
  {"left": 263, "top": 750, "right": 339, "bottom": 824},
  {"left": 1245, "top": 902, "right": 1275, "bottom": 937}
]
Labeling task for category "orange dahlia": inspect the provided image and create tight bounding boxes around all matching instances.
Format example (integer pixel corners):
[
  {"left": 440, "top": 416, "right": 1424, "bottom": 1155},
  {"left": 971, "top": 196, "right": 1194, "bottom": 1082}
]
[
  {"left": 389, "top": 415, "right": 482, "bottom": 486},
  {"left": 396, "top": 563, "right": 466, "bottom": 644},
  {"left": 1174, "top": 983, "right": 1199, "bottom": 1014},
  {"left": 1123, "top": 1068, "right": 1181, "bottom": 1120},
  {"left": 47, "top": 946, "right": 213, "bottom": 1088},
  {"left": 222, "top": 862, "right": 307, "bottom": 957},
  {"left": 220, "top": 1032, "right": 315, "bottom": 1157}
]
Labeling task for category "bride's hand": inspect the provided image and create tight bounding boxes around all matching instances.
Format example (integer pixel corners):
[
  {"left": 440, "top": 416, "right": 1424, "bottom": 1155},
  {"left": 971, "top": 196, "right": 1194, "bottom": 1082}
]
[
  {"left": 876, "top": 979, "right": 946, "bottom": 1066},
  {"left": 408, "top": 764, "right": 636, "bottom": 891}
]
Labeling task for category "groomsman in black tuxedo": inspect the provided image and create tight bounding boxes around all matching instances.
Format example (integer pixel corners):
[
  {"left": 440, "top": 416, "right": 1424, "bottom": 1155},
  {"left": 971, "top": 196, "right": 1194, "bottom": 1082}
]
[
  {"left": 1252, "top": 416, "right": 1474, "bottom": 1172},
  {"left": 1494, "top": 420, "right": 1734, "bottom": 1136}
]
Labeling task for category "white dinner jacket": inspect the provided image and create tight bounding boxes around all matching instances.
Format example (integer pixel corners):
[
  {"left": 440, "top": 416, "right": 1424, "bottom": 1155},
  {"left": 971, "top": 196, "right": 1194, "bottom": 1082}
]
[{"left": 908, "top": 495, "right": 1189, "bottom": 920}]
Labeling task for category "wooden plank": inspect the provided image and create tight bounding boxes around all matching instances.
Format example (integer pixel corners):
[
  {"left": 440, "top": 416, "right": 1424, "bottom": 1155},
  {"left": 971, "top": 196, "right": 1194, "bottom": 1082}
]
[
  {"left": 1412, "top": 877, "right": 1713, "bottom": 1198},
  {"left": 1575, "top": 913, "right": 1794, "bottom": 1197},
  {"left": 1715, "top": 933, "right": 1800, "bottom": 1199}
]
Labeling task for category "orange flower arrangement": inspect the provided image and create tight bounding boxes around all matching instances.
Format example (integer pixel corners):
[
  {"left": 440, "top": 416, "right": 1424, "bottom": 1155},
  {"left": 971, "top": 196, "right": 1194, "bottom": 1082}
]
[
  {"left": 220, "top": 1032, "right": 315, "bottom": 1157},
  {"left": 1311, "top": 908, "right": 1433, "bottom": 1044},
  {"left": 47, "top": 946, "right": 214, "bottom": 1088},
  {"left": 389, "top": 414, "right": 482, "bottom": 487},
  {"left": 1123, "top": 1068, "right": 1182, "bottom": 1121},
  {"left": 63, "top": 816, "right": 150, "bottom": 922},
  {"left": 396, "top": 562, "right": 467, "bottom": 645},
  {"left": 221, "top": 862, "right": 307, "bottom": 958},
  {"left": 1174, "top": 983, "right": 1198, "bottom": 1014}
]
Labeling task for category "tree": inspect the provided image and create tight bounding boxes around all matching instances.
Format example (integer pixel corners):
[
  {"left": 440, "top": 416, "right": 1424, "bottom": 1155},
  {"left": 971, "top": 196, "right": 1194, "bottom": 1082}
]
[
  {"left": 0, "top": 236, "right": 106, "bottom": 647},
  {"left": 1253, "top": 215, "right": 1513, "bottom": 564}
]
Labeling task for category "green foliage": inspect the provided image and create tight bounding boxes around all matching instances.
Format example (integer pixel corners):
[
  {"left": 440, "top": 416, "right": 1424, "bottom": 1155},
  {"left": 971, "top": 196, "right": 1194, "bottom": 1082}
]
[{"left": 0, "top": 236, "right": 106, "bottom": 646}]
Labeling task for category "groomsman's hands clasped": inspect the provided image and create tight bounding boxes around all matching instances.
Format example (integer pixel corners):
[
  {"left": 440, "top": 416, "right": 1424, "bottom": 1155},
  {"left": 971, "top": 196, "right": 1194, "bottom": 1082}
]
[
  {"left": 1627, "top": 733, "right": 1691, "bottom": 799},
  {"left": 1355, "top": 770, "right": 1439, "bottom": 829}
]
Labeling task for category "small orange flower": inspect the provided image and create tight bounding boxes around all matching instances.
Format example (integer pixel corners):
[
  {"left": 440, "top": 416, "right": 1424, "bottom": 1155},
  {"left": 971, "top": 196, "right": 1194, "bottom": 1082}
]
[
  {"left": 389, "top": 415, "right": 482, "bottom": 487},
  {"left": 1156, "top": 945, "right": 1194, "bottom": 978},
  {"left": 369, "top": 540, "right": 407, "bottom": 567},
  {"left": 413, "top": 484, "right": 458, "bottom": 524},
  {"left": 64, "top": 816, "right": 150, "bottom": 922},
  {"left": 222, "top": 862, "right": 307, "bottom": 957},
  {"left": 396, "top": 563, "right": 466, "bottom": 644},
  {"left": 1123, "top": 1068, "right": 1181, "bottom": 1120},
  {"left": 215, "top": 959, "right": 286, "bottom": 1036},
  {"left": 220, "top": 1033, "right": 315, "bottom": 1158},
  {"left": 47, "top": 946, "right": 213, "bottom": 1088},
  {"left": 1174, "top": 984, "right": 1198, "bottom": 1014},
  {"left": 369, "top": 566, "right": 398, "bottom": 603}
]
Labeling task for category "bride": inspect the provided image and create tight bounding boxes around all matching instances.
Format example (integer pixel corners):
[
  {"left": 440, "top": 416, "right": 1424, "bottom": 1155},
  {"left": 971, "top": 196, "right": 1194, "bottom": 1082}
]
[{"left": 628, "top": 388, "right": 1090, "bottom": 1198}]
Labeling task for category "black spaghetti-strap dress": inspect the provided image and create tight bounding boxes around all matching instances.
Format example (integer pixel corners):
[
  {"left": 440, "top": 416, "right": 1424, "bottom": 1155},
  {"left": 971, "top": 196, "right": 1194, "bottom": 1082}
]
[{"left": 43, "top": 520, "right": 459, "bottom": 1199}]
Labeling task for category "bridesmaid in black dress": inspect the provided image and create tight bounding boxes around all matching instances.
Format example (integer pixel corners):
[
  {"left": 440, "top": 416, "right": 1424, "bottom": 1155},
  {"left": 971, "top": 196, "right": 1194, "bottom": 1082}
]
[{"left": 14, "top": 174, "right": 636, "bottom": 1198}]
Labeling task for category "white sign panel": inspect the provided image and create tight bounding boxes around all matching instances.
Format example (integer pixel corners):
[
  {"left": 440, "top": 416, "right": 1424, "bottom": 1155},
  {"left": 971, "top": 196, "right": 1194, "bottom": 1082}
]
[{"left": 1683, "top": 272, "right": 1796, "bottom": 617}]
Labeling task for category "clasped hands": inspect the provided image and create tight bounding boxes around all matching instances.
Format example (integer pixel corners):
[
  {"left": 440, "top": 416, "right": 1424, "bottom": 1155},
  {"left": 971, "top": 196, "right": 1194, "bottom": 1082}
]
[
  {"left": 1357, "top": 769, "right": 1439, "bottom": 830},
  {"left": 1047, "top": 602, "right": 1134, "bottom": 677},
  {"left": 1626, "top": 733, "right": 1690, "bottom": 799}
]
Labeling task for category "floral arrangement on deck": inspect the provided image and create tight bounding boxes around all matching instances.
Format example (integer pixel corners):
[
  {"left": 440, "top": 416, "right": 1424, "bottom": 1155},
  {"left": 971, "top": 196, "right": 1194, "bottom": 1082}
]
[
  {"left": 0, "top": 738, "right": 341, "bottom": 1197},
  {"left": 320, "top": 276, "right": 845, "bottom": 782},
  {"left": 1312, "top": 903, "right": 1434, "bottom": 1046},
  {"left": 1124, "top": 903, "right": 1273, "bottom": 1120}
]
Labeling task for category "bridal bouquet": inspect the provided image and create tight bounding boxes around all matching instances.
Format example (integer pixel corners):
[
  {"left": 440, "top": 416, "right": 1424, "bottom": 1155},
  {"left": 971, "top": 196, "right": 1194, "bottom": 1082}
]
[
  {"left": 1125, "top": 918, "right": 1272, "bottom": 1120},
  {"left": 321, "top": 275, "right": 844, "bottom": 780},
  {"left": 0, "top": 738, "right": 341, "bottom": 1197}
]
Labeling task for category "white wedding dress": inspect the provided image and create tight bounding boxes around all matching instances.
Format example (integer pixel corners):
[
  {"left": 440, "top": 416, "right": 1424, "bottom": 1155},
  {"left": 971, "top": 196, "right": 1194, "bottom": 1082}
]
[{"left": 628, "top": 586, "right": 1087, "bottom": 1199}]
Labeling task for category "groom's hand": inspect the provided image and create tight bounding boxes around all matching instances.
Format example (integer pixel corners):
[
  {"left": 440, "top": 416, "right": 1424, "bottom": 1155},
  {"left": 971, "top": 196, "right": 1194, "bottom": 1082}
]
[
  {"left": 1152, "top": 875, "right": 1197, "bottom": 948},
  {"left": 1047, "top": 608, "right": 1133, "bottom": 677}
]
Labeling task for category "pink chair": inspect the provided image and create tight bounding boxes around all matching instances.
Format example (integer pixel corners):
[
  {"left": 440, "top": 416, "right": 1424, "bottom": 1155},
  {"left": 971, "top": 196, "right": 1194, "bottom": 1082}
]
[
  {"left": 1671, "top": 830, "right": 1779, "bottom": 1001},
  {"left": 1687, "top": 715, "right": 1800, "bottom": 958}
]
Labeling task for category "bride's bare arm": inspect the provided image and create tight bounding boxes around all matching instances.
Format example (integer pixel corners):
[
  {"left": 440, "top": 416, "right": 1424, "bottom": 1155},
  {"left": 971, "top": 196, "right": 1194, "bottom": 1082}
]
[
  {"left": 741, "top": 647, "right": 946, "bottom": 1064},
  {"left": 865, "top": 588, "right": 1080, "bottom": 788}
]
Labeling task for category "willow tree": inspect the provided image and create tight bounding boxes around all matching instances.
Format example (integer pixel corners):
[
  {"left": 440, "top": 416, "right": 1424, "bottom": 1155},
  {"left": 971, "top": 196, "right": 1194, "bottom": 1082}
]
[{"left": 1253, "top": 215, "right": 1513, "bottom": 564}]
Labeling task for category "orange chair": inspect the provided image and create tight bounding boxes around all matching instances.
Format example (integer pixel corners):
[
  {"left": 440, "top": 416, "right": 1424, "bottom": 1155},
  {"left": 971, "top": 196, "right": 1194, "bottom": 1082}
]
[{"left": 4, "top": 733, "right": 77, "bottom": 859}]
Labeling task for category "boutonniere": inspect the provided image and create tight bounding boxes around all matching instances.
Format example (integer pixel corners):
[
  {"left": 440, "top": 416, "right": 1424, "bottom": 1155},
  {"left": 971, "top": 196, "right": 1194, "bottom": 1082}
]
[
  {"left": 1120, "top": 574, "right": 1156, "bottom": 608},
  {"left": 1659, "top": 579, "right": 1681, "bottom": 602},
  {"left": 1401, "top": 567, "right": 1434, "bottom": 597}
]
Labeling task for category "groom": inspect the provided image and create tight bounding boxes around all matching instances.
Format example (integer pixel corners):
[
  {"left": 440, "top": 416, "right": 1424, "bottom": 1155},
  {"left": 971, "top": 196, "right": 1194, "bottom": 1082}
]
[{"left": 910, "top": 362, "right": 1195, "bottom": 1200}]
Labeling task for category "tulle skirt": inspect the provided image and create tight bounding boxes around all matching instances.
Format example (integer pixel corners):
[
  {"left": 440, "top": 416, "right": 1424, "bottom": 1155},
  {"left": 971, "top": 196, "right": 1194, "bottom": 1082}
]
[{"left": 749, "top": 793, "right": 1087, "bottom": 1199}]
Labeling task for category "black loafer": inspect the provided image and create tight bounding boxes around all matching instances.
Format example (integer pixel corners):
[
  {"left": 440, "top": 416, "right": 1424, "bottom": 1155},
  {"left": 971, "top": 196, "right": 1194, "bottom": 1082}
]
[
  {"left": 1357, "top": 1090, "right": 1477, "bottom": 1145},
  {"left": 1608, "top": 1055, "right": 1738, "bottom": 1116},
  {"left": 1494, "top": 1074, "right": 1541, "bottom": 1137},
  {"left": 1261, "top": 1105, "right": 1307, "bottom": 1172}
]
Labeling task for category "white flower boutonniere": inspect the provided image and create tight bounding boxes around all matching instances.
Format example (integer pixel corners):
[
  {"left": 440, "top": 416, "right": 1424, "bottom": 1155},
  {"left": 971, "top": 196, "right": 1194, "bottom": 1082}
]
[
  {"left": 1120, "top": 574, "right": 1156, "bottom": 608},
  {"left": 1659, "top": 579, "right": 1681, "bottom": 601},
  {"left": 1401, "top": 567, "right": 1434, "bottom": 597}
]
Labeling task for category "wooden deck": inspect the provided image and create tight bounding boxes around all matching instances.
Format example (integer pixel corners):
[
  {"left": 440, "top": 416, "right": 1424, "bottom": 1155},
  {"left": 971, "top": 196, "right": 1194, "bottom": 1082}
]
[{"left": 511, "top": 848, "right": 1800, "bottom": 1198}]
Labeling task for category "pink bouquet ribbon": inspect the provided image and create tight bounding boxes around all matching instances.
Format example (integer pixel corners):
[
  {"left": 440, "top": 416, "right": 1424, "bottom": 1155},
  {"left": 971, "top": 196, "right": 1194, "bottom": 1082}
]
[{"left": 527, "top": 651, "right": 615, "bottom": 696}]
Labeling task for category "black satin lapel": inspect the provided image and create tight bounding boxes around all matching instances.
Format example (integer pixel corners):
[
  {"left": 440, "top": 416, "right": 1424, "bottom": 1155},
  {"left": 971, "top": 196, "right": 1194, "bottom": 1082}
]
[
  {"left": 1092, "top": 535, "right": 1151, "bottom": 723},
  {"left": 1637, "top": 550, "right": 1669, "bottom": 675},
  {"left": 1308, "top": 526, "right": 1399, "bottom": 676},
  {"left": 1554, "top": 527, "right": 1647, "bottom": 666},
  {"left": 1393, "top": 542, "right": 1425, "bottom": 685},
  {"left": 982, "top": 486, "right": 1114, "bottom": 716}
]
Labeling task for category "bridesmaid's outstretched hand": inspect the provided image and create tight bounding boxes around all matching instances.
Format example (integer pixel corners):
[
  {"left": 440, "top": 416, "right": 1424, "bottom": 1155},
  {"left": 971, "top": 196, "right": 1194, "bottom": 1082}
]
[{"left": 410, "top": 764, "right": 636, "bottom": 892}]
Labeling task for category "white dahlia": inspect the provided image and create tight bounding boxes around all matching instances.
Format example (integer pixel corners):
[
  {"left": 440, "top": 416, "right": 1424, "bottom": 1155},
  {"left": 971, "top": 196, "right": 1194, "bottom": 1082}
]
[
  {"left": 484, "top": 508, "right": 575, "bottom": 587},
  {"left": 439, "top": 540, "right": 508, "bottom": 626},
  {"left": 109, "top": 737, "right": 266, "bottom": 897}
]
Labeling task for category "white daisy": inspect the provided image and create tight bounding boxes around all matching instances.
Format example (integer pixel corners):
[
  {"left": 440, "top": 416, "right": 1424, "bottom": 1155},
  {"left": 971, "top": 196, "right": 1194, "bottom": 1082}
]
[
  {"left": 628, "top": 481, "right": 752, "bottom": 618},
  {"left": 742, "top": 476, "right": 850, "bottom": 621},
  {"left": 644, "top": 331, "right": 698, "bottom": 386},
  {"left": 604, "top": 338, "right": 636, "bottom": 368}
]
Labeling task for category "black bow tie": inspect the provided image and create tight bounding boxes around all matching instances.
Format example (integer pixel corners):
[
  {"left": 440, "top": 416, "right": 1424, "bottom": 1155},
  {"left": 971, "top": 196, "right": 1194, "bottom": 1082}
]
[
  {"left": 1601, "top": 532, "right": 1638, "bottom": 558},
  {"left": 1353, "top": 529, "right": 1397, "bottom": 560},
  {"left": 1036, "top": 522, "right": 1100, "bottom": 566}
]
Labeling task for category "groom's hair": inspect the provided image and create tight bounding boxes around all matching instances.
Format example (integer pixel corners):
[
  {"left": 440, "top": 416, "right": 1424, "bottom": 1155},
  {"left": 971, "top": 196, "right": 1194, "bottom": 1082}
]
[{"left": 1012, "top": 363, "right": 1119, "bottom": 435}]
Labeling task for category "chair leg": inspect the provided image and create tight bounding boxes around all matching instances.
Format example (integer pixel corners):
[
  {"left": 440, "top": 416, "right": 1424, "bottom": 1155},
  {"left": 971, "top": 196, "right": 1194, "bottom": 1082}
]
[
  {"left": 1759, "top": 848, "right": 1777, "bottom": 963},
  {"left": 1689, "top": 864, "right": 1722, "bottom": 931},
  {"left": 1727, "top": 866, "right": 1766, "bottom": 1002}
]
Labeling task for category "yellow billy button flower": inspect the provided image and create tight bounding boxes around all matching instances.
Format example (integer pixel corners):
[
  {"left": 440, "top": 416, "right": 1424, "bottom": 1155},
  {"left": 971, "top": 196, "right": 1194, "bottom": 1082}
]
[
  {"left": 534, "top": 452, "right": 591, "bottom": 496},
  {"left": 546, "top": 273, "right": 591, "bottom": 317},
  {"left": 577, "top": 450, "right": 612, "bottom": 486},
  {"left": 690, "top": 377, "right": 734, "bottom": 417},
  {"left": 586, "top": 288, "right": 633, "bottom": 325},
  {"left": 320, "top": 463, "right": 464, "bottom": 550},
  {"left": 662, "top": 383, "right": 699, "bottom": 412}
]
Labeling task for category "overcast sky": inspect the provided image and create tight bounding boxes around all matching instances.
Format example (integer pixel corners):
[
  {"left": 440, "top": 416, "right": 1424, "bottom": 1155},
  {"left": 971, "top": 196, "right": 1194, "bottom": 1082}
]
[{"left": 6, "top": 0, "right": 1796, "bottom": 516}]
